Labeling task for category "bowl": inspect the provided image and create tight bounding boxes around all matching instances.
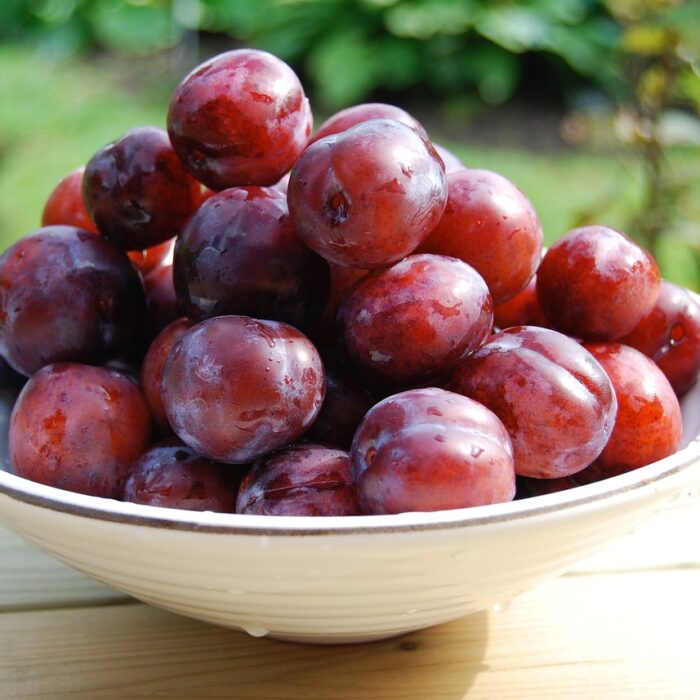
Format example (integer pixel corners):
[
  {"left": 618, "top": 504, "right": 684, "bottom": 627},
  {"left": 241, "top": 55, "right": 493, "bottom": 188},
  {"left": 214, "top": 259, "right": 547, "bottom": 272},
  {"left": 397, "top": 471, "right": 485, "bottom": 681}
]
[{"left": 1, "top": 346, "right": 699, "bottom": 645}]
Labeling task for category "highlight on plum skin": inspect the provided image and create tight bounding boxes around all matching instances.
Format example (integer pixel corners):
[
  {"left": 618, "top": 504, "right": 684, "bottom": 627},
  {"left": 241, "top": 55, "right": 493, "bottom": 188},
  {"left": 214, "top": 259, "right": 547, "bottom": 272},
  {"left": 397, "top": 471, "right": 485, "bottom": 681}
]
[
  {"left": 140, "top": 318, "right": 193, "bottom": 432},
  {"left": 9, "top": 363, "right": 152, "bottom": 499},
  {"left": 288, "top": 118, "right": 447, "bottom": 269},
  {"left": 41, "top": 166, "right": 97, "bottom": 233},
  {"left": 161, "top": 315, "right": 325, "bottom": 464},
  {"left": 236, "top": 444, "right": 361, "bottom": 516},
  {"left": 83, "top": 126, "right": 201, "bottom": 251},
  {"left": 584, "top": 343, "right": 682, "bottom": 472},
  {"left": 308, "top": 102, "right": 427, "bottom": 145},
  {"left": 448, "top": 326, "right": 618, "bottom": 479},
  {"left": 418, "top": 168, "right": 543, "bottom": 306},
  {"left": 536, "top": 225, "right": 661, "bottom": 341},
  {"left": 122, "top": 443, "right": 239, "bottom": 512},
  {"left": 167, "top": 49, "right": 312, "bottom": 190},
  {"left": 0, "top": 226, "right": 146, "bottom": 377},
  {"left": 620, "top": 280, "right": 700, "bottom": 396},
  {"left": 350, "top": 388, "right": 515, "bottom": 515},
  {"left": 339, "top": 254, "right": 493, "bottom": 384},
  {"left": 174, "top": 187, "right": 328, "bottom": 331}
]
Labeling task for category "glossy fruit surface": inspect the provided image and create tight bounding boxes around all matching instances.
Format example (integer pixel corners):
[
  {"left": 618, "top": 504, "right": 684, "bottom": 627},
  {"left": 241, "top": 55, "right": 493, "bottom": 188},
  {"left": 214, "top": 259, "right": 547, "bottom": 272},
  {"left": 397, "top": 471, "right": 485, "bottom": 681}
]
[
  {"left": 308, "top": 103, "right": 426, "bottom": 145},
  {"left": 167, "top": 49, "right": 312, "bottom": 189},
  {"left": 41, "top": 166, "right": 97, "bottom": 233},
  {"left": 140, "top": 318, "right": 192, "bottom": 431},
  {"left": 237, "top": 444, "right": 360, "bottom": 516},
  {"left": 419, "top": 169, "right": 542, "bottom": 305},
  {"left": 585, "top": 343, "right": 682, "bottom": 471},
  {"left": 174, "top": 187, "right": 328, "bottom": 328},
  {"left": 0, "top": 226, "right": 145, "bottom": 376},
  {"left": 350, "top": 387, "right": 515, "bottom": 514},
  {"left": 288, "top": 119, "right": 447, "bottom": 269},
  {"left": 83, "top": 126, "right": 201, "bottom": 250},
  {"left": 537, "top": 225, "right": 661, "bottom": 340},
  {"left": 9, "top": 363, "right": 151, "bottom": 498},
  {"left": 449, "top": 326, "right": 617, "bottom": 479},
  {"left": 339, "top": 254, "right": 493, "bottom": 383},
  {"left": 162, "top": 316, "right": 325, "bottom": 463},
  {"left": 620, "top": 281, "right": 700, "bottom": 396},
  {"left": 123, "top": 443, "right": 237, "bottom": 512}
]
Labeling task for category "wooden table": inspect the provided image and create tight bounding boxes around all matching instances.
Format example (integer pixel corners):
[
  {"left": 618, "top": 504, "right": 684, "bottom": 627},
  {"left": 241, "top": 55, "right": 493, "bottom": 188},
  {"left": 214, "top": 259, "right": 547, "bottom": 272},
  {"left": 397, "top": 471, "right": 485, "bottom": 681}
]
[{"left": 2, "top": 500, "right": 700, "bottom": 699}]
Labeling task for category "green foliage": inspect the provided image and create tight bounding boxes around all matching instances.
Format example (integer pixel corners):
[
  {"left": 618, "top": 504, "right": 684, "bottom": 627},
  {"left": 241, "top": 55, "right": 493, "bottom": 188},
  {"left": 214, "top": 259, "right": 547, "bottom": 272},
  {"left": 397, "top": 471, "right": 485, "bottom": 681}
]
[{"left": 1, "top": 0, "right": 621, "bottom": 108}]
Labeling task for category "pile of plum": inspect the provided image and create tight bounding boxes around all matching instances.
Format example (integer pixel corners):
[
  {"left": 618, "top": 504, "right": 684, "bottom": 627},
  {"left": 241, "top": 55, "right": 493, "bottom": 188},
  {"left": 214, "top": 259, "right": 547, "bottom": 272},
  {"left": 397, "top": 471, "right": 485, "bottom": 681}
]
[{"left": 2, "top": 49, "right": 699, "bottom": 517}]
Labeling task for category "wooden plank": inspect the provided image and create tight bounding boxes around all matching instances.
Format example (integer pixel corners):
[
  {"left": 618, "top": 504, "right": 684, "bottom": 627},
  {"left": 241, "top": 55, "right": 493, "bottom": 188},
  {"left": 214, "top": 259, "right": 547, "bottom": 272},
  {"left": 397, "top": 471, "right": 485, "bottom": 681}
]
[
  {"left": 0, "top": 568, "right": 698, "bottom": 699},
  {"left": 0, "top": 529, "right": 127, "bottom": 611}
]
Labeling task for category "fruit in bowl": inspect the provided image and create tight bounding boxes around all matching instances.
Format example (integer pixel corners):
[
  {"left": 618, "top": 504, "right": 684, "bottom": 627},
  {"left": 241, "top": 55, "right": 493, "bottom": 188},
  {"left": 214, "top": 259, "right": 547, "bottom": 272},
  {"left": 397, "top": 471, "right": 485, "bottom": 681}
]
[{"left": 0, "top": 48, "right": 699, "bottom": 645}]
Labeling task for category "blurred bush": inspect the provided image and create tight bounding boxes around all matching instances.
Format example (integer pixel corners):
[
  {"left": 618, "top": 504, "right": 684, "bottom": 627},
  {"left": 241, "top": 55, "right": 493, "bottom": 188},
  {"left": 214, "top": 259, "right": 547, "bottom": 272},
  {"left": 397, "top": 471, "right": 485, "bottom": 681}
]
[{"left": 1, "top": 0, "right": 623, "bottom": 108}]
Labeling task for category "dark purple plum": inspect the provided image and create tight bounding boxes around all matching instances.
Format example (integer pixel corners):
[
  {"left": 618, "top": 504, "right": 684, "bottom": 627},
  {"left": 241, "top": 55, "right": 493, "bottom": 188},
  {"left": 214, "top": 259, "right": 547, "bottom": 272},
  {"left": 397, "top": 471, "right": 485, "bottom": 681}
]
[
  {"left": 0, "top": 226, "right": 145, "bottom": 376},
  {"left": 83, "top": 126, "right": 201, "bottom": 250},
  {"left": 161, "top": 316, "right": 325, "bottom": 463},
  {"left": 123, "top": 443, "right": 239, "bottom": 512},
  {"left": 237, "top": 444, "right": 360, "bottom": 516},
  {"left": 174, "top": 187, "right": 328, "bottom": 329}
]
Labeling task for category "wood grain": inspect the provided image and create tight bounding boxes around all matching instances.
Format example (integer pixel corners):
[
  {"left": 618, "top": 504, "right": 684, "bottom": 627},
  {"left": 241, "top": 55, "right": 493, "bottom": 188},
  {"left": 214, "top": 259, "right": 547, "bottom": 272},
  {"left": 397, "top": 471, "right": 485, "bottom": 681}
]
[{"left": 1, "top": 500, "right": 699, "bottom": 699}]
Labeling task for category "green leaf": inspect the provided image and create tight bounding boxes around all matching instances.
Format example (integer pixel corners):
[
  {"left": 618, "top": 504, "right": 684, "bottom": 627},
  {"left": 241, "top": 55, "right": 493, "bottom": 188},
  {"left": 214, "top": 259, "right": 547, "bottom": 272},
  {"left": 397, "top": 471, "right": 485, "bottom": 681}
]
[
  {"left": 305, "top": 29, "right": 378, "bottom": 108},
  {"left": 474, "top": 5, "right": 553, "bottom": 53},
  {"left": 88, "top": 0, "right": 181, "bottom": 55}
]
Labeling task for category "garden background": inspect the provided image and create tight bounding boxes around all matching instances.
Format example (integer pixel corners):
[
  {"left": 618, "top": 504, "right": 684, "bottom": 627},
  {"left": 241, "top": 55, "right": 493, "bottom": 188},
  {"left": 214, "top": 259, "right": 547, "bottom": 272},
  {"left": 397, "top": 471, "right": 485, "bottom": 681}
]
[{"left": 1, "top": 0, "right": 699, "bottom": 288}]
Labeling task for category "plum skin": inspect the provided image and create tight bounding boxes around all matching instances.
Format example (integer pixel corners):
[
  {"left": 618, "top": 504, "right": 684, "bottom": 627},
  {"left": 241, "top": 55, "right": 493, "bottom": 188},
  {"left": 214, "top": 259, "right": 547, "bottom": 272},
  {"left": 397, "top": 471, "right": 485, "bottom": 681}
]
[
  {"left": 536, "top": 225, "right": 661, "bottom": 340},
  {"left": 161, "top": 315, "right": 325, "bottom": 464},
  {"left": 140, "top": 318, "right": 193, "bottom": 431},
  {"left": 9, "top": 363, "right": 152, "bottom": 498},
  {"left": 350, "top": 387, "right": 515, "bottom": 515},
  {"left": 83, "top": 126, "right": 201, "bottom": 251},
  {"left": 448, "top": 326, "right": 618, "bottom": 479},
  {"left": 308, "top": 102, "right": 427, "bottom": 145},
  {"left": 123, "top": 443, "right": 238, "bottom": 512},
  {"left": 419, "top": 169, "right": 543, "bottom": 305},
  {"left": 174, "top": 186, "right": 328, "bottom": 329},
  {"left": 585, "top": 343, "right": 682, "bottom": 471},
  {"left": 620, "top": 280, "right": 700, "bottom": 396},
  {"left": 338, "top": 254, "right": 493, "bottom": 384},
  {"left": 167, "top": 49, "right": 312, "bottom": 189},
  {"left": 42, "top": 166, "right": 97, "bottom": 233},
  {"left": 0, "top": 226, "right": 146, "bottom": 376},
  {"left": 288, "top": 119, "right": 447, "bottom": 269},
  {"left": 236, "top": 444, "right": 360, "bottom": 516}
]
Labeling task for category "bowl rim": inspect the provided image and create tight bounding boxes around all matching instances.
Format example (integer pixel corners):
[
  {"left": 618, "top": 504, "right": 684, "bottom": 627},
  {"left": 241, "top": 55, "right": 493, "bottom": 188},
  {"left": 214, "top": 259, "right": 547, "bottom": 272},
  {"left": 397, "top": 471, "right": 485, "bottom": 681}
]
[
  {"left": 2, "top": 288, "right": 700, "bottom": 537},
  {"left": 1, "top": 421, "right": 698, "bottom": 536}
]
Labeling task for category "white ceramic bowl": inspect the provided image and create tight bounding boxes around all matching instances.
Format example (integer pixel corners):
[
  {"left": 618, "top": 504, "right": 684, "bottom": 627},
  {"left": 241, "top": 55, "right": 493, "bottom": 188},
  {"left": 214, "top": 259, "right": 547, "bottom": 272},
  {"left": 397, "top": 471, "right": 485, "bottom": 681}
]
[{"left": 1, "top": 360, "right": 699, "bottom": 645}]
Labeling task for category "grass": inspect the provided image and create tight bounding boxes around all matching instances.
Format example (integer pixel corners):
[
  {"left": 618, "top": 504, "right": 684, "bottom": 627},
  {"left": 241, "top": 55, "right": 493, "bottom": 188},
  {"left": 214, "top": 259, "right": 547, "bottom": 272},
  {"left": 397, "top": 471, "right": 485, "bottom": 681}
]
[{"left": 0, "top": 43, "right": 698, "bottom": 289}]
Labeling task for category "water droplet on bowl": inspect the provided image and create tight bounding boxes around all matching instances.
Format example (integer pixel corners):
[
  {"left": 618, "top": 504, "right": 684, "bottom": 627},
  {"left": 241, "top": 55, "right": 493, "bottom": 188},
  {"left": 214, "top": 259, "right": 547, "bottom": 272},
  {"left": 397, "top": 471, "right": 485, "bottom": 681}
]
[{"left": 241, "top": 623, "right": 269, "bottom": 638}]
